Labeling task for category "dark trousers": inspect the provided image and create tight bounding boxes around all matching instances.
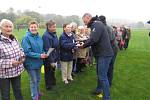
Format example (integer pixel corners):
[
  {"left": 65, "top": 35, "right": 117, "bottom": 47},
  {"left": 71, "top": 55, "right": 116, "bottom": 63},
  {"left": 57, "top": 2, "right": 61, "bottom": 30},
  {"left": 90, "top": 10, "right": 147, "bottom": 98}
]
[
  {"left": 76, "top": 58, "right": 86, "bottom": 73},
  {"left": 0, "top": 79, "right": 1, "bottom": 90},
  {"left": 44, "top": 65, "right": 56, "bottom": 89},
  {"left": 124, "top": 39, "right": 129, "bottom": 49},
  {"left": 72, "top": 59, "right": 77, "bottom": 72},
  {"left": 1, "top": 75, "right": 23, "bottom": 100},
  {"left": 0, "top": 79, "right": 1, "bottom": 97},
  {"left": 107, "top": 53, "right": 117, "bottom": 86}
]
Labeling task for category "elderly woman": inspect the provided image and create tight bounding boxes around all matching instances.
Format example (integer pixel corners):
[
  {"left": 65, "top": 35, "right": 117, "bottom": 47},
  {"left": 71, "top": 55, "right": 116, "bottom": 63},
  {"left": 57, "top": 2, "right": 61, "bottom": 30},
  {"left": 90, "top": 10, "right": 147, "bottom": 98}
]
[
  {"left": 22, "top": 21, "right": 47, "bottom": 100},
  {"left": 0, "top": 19, "right": 24, "bottom": 100},
  {"left": 76, "top": 26, "right": 88, "bottom": 73}
]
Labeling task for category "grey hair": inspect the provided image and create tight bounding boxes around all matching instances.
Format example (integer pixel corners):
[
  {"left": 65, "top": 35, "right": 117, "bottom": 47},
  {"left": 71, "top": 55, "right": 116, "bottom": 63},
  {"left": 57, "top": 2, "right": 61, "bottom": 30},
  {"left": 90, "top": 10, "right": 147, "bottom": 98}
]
[
  {"left": 70, "top": 22, "right": 77, "bottom": 28},
  {"left": 0, "top": 19, "right": 13, "bottom": 28},
  {"left": 82, "top": 13, "right": 92, "bottom": 18},
  {"left": 78, "top": 25, "right": 84, "bottom": 30}
]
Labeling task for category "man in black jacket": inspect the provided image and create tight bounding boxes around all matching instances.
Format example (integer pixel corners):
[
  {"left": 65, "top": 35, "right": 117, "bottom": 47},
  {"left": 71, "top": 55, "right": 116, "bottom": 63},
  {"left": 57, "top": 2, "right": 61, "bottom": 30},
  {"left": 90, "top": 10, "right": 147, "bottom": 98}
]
[
  {"left": 99, "top": 15, "right": 119, "bottom": 87},
  {"left": 81, "top": 13, "right": 114, "bottom": 100}
]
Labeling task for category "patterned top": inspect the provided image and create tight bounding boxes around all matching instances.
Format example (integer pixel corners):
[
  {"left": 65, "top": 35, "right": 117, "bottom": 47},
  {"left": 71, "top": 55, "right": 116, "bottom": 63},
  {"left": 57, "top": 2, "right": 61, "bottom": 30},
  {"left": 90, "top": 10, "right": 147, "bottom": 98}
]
[{"left": 0, "top": 34, "right": 24, "bottom": 78}]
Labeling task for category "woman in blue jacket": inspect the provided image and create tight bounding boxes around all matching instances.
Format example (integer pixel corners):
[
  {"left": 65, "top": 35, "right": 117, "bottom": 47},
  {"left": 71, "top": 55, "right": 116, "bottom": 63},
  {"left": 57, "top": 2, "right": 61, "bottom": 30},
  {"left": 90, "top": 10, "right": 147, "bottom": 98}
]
[
  {"left": 42, "top": 20, "right": 59, "bottom": 90},
  {"left": 59, "top": 23, "right": 77, "bottom": 84},
  {"left": 22, "top": 21, "right": 47, "bottom": 100}
]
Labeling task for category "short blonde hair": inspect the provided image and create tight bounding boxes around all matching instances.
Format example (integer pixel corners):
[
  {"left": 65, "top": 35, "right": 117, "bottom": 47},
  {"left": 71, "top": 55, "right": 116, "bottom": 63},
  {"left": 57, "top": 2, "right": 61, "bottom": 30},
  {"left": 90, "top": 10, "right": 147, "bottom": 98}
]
[
  {"left": 28, "top": 21, "right": 39, "bottom": 27},
  {"left": 0, "top": 19, "right": 13, "bottom": 29}
]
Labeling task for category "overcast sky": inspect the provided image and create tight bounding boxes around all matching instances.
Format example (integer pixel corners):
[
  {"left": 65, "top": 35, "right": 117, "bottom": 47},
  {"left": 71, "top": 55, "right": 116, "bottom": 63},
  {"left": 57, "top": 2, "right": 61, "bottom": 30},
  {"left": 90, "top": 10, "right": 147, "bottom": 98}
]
[{"left": 0, "top": 0, "right": 149, "bottom": 22}]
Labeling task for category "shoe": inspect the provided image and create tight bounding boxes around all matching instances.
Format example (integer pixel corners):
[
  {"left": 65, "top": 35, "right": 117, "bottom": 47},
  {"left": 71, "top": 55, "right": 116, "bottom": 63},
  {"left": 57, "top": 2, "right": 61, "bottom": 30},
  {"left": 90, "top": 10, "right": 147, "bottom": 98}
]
[
  {"left": 35, "top": 95, "right": 39, "bottom": 100},
  {"left": 96, "top": 94, "right": 103, "bottom": 98},
  {"left": 80, "top": 69, "right": 85, "bottom": 72},
  {"left": 52, "top": 82, "right": 56, "bottom": 86},
  {"left": 68, "top": 78, "right": 73, "bottom": 82},
  {"left": 64, "top": 80, "right": 69, "bottom": 84},
  {"left": 71, "top": 72, "right": 76, "bottom": 77},
  {"left": 39, "top": 91, "right": 44, "bottom": 96},
  {"left": 46, "top": 87, "right": 52, "bottom": 91},
  {"left": 92, "top": 91, "right": 102, "bottom": 95},
  {"left": 75, "top": 70, "right": 79, "bottom": 73}
]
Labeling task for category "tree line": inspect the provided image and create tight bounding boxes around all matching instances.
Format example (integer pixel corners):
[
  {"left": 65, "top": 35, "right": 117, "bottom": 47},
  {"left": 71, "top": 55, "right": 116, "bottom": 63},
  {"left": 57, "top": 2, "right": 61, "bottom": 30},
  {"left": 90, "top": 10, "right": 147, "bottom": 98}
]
[
  {"left": 0, "top": 7, "right": 81, "bottom": 28},
  {"left": 0, "top": 7, "right": 147, "bottom": 29}
]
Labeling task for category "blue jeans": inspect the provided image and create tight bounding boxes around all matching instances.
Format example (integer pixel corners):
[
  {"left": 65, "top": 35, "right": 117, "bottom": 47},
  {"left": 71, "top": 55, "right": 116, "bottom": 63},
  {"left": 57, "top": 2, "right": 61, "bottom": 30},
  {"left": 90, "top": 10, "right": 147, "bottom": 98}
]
[
  {"left": 107, "top": 53, "right": 117, "bottom": 86},
  {"left": 27, "top": 69, "right": 41, "bottom": 100},
  {"left": 95, "top": 56, "right": 112, "bottom": 100}
]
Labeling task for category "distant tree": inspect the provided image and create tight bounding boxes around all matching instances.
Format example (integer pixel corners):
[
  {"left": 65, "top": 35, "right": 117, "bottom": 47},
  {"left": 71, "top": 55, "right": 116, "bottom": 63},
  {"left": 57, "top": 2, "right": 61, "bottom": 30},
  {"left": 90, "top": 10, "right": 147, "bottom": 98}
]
[
  {"left": 7, "top": 7, "right": 14, "bottom": 13},
  {"left": 15, "top": 15, "right": 34, "bottom": 28},
  {"left": 16, "top": 10, "right": 22, "bottom": 16},
  {"left": 6, "top": 7, "right": 16, "bottom": 22},
  {"left": 136, "top": 21, "right": 144, "bottom": 28},
  {"left": 6, "top": 13, "right": 16, "bottom": 23},
  {"left": 65, "top": 15, "right": 80, "bottom": 25},
  {"left": 53, "top": 15, "right": 65, "bottom": 28},
  {"left": 0, "top": 8, "right": 82, "bottom": 28},
  {"left": 43, "top": 14, "right": 57, "bottom": 21},
  {"left": 39, "top": 21, "right": 46, "bottom": 28},
  {"left": 0, "top": 7, "right": 16, "bottom": 22},
  {"left": 0, "top": 13, "right": 8, "bottom": 21},
  {"left": 23, "top": 10, "right": 44, "bottom": 23},
  {"left": 43, "top": 14, "right": 81, "bottom": 27}
]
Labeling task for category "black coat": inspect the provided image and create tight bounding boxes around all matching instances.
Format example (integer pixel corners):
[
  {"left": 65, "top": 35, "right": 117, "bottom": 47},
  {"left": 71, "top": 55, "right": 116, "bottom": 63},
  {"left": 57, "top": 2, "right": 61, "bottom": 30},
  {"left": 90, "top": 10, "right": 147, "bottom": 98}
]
[
  {"left": 83, "top": 21, "right": 114, "bottom": 57},
  {"left": 42, "top": 30, "right": 59, "bottom": 65}
]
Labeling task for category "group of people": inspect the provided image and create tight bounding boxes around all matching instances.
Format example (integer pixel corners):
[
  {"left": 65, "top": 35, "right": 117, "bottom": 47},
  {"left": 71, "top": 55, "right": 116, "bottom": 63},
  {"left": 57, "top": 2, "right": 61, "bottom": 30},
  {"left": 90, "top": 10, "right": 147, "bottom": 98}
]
[
  {"left": 0, "top": 18, "right": 89, "bottom": 100},
  {"left": 0, "top": 13, "right": 130, "bottom": 100},
  {"left": 112, "top": 25, "right": 131, "bottom": 50}
]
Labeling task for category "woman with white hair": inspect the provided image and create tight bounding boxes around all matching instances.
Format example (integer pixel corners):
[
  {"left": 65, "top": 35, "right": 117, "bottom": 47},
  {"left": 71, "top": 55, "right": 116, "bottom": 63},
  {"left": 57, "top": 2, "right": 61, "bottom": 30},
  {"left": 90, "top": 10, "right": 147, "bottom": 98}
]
[
  {"left": 76, "top": 26, "right": 88, "bottom": 73},
  {"left": 70, "top": 22, "right": 77, "bottom": 34},
  {"left": 0, "top": 19, "right": 25, "bottom": 100}
]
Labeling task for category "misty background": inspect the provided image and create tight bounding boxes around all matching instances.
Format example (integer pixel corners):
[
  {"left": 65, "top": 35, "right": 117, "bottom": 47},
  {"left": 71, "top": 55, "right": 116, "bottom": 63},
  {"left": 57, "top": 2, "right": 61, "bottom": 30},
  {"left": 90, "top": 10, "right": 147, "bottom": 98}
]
[{"left": 0, "top": 7, "right": 149, "bottom": 29}]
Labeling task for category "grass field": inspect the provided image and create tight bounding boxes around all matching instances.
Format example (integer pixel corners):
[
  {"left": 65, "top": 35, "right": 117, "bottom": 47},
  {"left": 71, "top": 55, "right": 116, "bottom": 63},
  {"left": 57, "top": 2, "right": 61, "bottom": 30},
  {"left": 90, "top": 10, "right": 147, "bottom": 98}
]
[{"left": 9, "top": 29, "right": 150, "bottom": 100}]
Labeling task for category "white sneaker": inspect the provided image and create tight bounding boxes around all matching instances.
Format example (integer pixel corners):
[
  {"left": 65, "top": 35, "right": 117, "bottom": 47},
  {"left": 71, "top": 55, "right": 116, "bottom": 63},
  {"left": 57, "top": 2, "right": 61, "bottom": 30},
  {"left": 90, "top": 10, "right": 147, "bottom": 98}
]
[
  {"left": 68, "top": 78, "right": 73, "bottom": 81},
  {"left": 64, "top": 80, "right": 68, "bottom": 84}
]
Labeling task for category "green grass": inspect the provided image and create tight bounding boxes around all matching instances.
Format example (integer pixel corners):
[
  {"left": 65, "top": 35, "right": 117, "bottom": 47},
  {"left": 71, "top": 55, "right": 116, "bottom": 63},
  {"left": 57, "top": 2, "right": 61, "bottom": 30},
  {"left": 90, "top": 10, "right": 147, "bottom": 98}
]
[
  {"left": 10, "top": 29, "right": 150, "bottom": 100},
  {"left": 111, "top": 30, "right": 150, "bottom": 100}
]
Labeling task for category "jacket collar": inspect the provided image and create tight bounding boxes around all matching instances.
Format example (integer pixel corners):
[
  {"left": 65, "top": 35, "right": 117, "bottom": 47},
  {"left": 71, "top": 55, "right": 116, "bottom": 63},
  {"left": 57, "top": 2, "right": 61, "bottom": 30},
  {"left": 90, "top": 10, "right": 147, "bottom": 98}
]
[
  {"left": 0, "top": 33, "right": 13, "bottom": 43},
  {"left": 63, "top": 32, "right": 72, "bottom": 37},
  {"left": 45, "top": 30, "right": 56, "bottom": 37},
  {"left": 26, "top": 31, "right": 39, "bottom": 37}
]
